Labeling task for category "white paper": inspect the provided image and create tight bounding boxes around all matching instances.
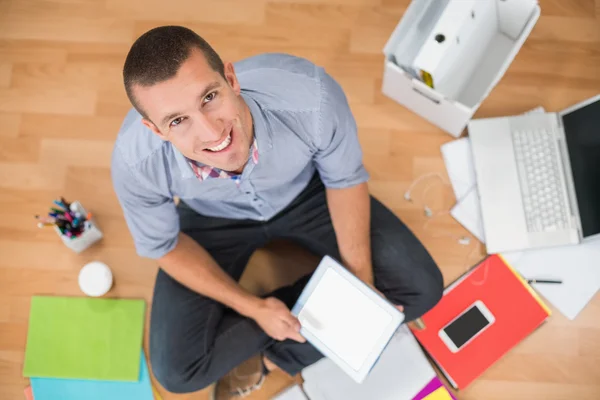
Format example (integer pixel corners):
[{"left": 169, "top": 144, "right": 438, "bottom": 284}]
[
  {"left": 450, "top": 188, "right": 486, "bottom": 243},
  {"left": 272, "top": 384, "right": 309, "bottom": 400},
  {"left": 301, "top": 326, "right": 436, "bottom": 400},
  {"left": 503, "top": 235, "right": 600, "bottom": 320},
  {"left": 440, "top": 137, "right": 477, "bottom": 202},
  {"left": 298, "top": 268, "right": 392, "bottom": 371}
]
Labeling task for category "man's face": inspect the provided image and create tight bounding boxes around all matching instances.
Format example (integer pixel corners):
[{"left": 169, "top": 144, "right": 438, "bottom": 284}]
[{"left": 134, "top": 49, "right": 253, "bottom": 173}]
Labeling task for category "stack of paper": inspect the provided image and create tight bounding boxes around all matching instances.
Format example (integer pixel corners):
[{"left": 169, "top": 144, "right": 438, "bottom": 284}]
[
  {"left": 502, "top": 238, "right": 600, "bottom": 320},
  {"left": 22, "top": 296, "right": 151, "bottom": 400},
  {"left": 440, "top": 137, "right": 477, "bottom": 202},
  {"left": 440, "top": 137, "right": 485, "bottom": 242},
  {"left": 301, "top": 325, "right": 437, "bottom": 400}
]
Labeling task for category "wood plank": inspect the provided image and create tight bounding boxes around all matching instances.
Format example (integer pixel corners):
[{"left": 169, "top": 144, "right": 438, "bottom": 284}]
[
  {"left": 0, "top": 87, "right": 96, "bottom": 115},
  {"left": 540, "top": 0, "right": 597, "bottom": 18},
  {"left": 19, "top": 114, "right": 124, "bottom": 140},
  {"left": 350, "top": 5, "right": 406, "bottom": 54},
  {"left": 10, "top": 62, "right": 123, "bottom": 91},
  {"left": 39, "top": 139, "right": 114, "bottom": 168},
  {"left": 0, "top": 137, "right": 40, "bottom": 162},
  {"left": 0, "top": 1, "right": 134, "bottom": 44},
  {"left": 530, "top": 16, "right": 600, "bottom": 43},
  {"left": 106, "top": 0, "right": 268, "bottom": 25},
  {"left": 0, "top": 40, "right": 68, "bottom": 64},
  {"left": 0, "top": 113, "right": 21, "bottom": 138},
  {"left": 0, "top": 162, "right": 65, "bottom": 190},
  {"left": 0, "top": 64, "right": 11, "bottom": 88}
]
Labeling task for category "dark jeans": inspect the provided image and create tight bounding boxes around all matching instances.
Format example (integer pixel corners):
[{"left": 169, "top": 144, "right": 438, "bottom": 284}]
[{"left": 149, "top": 174, "right": 443, "bottom": 394}]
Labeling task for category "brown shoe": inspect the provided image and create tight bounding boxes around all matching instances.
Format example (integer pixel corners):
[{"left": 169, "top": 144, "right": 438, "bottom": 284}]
[{"left": 210, "top": 354, "right": 266, "bottom": 400}]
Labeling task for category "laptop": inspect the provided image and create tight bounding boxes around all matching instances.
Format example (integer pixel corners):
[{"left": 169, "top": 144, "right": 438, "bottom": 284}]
[{"left": 468, "top": 95, "right": 600, "bottom": 254}]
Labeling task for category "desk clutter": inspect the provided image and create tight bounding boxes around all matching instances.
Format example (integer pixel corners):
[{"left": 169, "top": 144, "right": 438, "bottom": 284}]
[
  {"left": 19, "top": 0, "right": 597, "bottom": 398},
  {"left": 35, "top": 197, "right": 103, "bottom": 253},
  {"left": 22, "top": 296, "right": 155, "bottom": 400},
  {"left": 276, "top": 0, "right": 599, "bottom": 395},
  {"left": 275, "top": 257, "right": 550, "bottom": 398},
  {"left": 274, "top": 326, "right": 456, "bottom": 400},
  {"left": 27, "top": 194, "right": 156, "bottom": 398},
  {"left": 441, "top": 106, "right": 600, "bottom": 320},
  {"left": 410, "top": 255, "right": 550, "bottom": 389}
]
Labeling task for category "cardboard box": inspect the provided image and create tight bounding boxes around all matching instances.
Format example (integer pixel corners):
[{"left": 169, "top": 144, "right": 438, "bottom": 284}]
[{"left": 382, "top": 0, "right": 541, "bottom": 137}]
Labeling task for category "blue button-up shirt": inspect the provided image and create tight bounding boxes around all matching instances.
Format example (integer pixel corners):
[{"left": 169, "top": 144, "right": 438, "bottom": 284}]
[{"left": 111, "top": 53, "right": 369, "bottom": 259}]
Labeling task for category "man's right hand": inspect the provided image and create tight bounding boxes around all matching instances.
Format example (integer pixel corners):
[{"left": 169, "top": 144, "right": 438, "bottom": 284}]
[{"left": 252, "top": 297, "right": 306, "bottom": 343}]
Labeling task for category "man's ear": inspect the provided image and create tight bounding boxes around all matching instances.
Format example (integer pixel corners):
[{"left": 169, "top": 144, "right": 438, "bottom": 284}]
[
  {"left": 142, "top": 118, "right": 168, "bottom": 141},
  {"left": 223, "top": 62, "right": 240, "bottom": 95}
]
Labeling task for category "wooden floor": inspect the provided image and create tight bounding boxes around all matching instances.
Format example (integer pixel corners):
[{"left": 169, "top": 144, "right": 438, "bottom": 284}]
[{"left": 1, "top": 0, "right": 599, "bottom": 399}]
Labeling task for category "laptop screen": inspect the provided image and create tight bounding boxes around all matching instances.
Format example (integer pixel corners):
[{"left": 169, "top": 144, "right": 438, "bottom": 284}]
[{"left": 562, "top": 98, "right": 600, "bottom": 238}]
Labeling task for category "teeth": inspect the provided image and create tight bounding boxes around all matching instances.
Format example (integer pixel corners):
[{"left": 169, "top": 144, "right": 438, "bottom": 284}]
[{"left": 207, "top": 134, "right": 231, "bottom": 152}]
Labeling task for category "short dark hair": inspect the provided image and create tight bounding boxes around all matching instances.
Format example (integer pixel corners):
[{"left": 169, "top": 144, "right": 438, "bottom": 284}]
[{"left": 123, "top": 26, "right": 225, "bottom": 118}]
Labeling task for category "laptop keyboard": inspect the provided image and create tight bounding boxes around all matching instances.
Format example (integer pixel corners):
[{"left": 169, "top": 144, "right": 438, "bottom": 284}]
[{"left": 512, "top": 129, "right": 569, "bottom": 233}]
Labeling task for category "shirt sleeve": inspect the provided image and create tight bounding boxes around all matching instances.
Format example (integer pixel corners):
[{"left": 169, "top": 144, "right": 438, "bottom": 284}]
[
  {"left": 313, "top": 68, "right": 370, "bottom": 189},
  {"left": 111, "top": 149, "right": 180, "bottom": 259}
]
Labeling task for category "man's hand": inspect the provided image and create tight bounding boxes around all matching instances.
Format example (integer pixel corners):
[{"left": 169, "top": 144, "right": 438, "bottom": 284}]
[
  {"left": 251, "top": 297, "right": 306, "bottom": 343},
  {"left": 366, "top": 282, "right": 404, "bottom": 314},
  {"left": 352, "top": 265, "right": 405, "bottom": 313}
]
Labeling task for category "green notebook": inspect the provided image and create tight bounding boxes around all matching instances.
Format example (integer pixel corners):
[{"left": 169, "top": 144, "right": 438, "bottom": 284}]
[{"left": 23, "top": 296, "right": 145, "bottom": 381}]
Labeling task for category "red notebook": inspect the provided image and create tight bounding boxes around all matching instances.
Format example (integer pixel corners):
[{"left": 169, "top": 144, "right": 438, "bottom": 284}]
[{"left": 410, "top": 255, "right": 551, "bottom": 389}]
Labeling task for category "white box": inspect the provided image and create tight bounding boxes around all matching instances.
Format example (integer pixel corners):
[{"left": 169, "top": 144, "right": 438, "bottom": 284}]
[
  {"left": 54, "top": 201, "right": 103, "bottom": 253},
  {"left": 382, "top": 0, "right": 540, "bottom": 137}
]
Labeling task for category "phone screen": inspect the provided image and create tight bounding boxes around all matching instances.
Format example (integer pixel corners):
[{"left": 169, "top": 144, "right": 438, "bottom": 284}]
[{"left": 443, "top": 305, "right": 490, "bottom": 349}]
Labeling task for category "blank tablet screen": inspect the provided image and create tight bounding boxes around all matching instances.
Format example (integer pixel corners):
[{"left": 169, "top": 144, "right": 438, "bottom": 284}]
[{"left": 297, "top": 267, "right": 393, "bottom": 371}]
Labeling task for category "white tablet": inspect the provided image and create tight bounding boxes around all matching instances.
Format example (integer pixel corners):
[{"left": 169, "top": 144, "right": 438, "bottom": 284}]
[{"left": 291, "top": 256, "right": 404, "bottom": 383}]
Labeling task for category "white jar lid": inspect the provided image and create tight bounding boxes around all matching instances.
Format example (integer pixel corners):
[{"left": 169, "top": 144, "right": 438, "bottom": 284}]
[{"left": 78, "top": 261, "right": 113, "bottom": 297}]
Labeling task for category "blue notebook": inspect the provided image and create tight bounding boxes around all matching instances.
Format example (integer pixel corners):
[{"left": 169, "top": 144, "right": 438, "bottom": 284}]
[{"left": 30, "top": 351, "right": 153, "bottom": 400}]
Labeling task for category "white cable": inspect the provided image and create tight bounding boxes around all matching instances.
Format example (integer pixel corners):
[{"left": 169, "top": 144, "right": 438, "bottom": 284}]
[
  {"left": 421, "top": 210, "right": 472, "bottom": 245},
  {"left": 404, "top": 172, "right": 449, "bottom": 202},
  {"left": 404, "top": 172, "right": 483, "bottom": 281},
  {"left": 469, "top": 254, "right": 490, "bottom": 286}
]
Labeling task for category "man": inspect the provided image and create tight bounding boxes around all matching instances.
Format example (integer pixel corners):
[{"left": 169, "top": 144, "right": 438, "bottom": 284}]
[{"left": 112, "top": 26, "right": 443, "bottom": 399}]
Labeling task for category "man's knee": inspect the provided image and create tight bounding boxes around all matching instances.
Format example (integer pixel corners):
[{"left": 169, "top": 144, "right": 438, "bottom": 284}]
[
  {"left": 404, "top": 257, "right": 444, "bottom": 320},
  {"left": 416, "top": 265, "right": 444, "bottom": 313},
  {"left": 151, "top": 348, "right": 212, "bottom": 394},
  {"left": 266, "top": 340, "right": 325, "bottom": 377},
  {"left": 373, "top": 241, "right": 444, "bottom": 320}
]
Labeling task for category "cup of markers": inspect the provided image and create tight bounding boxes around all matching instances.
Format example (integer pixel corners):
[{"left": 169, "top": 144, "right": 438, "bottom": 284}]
[{"left": 36, "top": 198, "right": 103, "bottom": 253}]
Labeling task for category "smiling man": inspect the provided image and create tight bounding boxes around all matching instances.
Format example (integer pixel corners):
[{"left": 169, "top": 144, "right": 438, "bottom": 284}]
[{"left": 111, "top": 26, "right": 443, "bottom": 399}]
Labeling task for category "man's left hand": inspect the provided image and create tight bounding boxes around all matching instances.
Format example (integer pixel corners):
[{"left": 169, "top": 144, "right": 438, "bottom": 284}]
[
  {"left": 365, "top": 281, "right": 404, "bottom": 313},
  {"left": 352, "top": 266, "right": 404, "bottom": 313}
]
